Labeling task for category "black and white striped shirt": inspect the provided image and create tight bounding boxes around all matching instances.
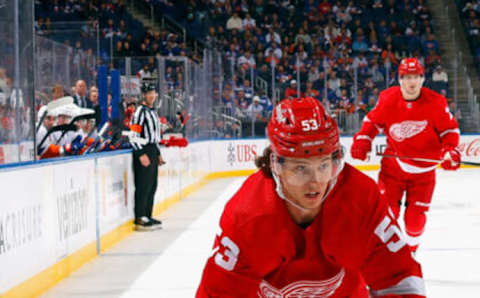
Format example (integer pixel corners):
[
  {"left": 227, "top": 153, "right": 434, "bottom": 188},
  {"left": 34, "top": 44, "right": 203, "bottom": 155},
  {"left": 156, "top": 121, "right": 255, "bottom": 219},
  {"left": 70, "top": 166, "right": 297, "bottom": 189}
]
[{"left": 130, "top": 104, "right": 162, "bottom": 152}]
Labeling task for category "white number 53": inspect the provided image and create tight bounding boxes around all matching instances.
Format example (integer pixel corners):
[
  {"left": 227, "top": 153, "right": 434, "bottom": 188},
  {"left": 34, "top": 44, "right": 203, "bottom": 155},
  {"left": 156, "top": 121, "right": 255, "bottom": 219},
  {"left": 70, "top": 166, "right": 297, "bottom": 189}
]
[
  {"left": 210, "top": 228, "right": 240, "bottom": 271},
  {"left": 374, "top": 213, "right": 406, "bottom": 253},
  {"left": 301, "top": 119, "right": 319, "bottom": 131}
]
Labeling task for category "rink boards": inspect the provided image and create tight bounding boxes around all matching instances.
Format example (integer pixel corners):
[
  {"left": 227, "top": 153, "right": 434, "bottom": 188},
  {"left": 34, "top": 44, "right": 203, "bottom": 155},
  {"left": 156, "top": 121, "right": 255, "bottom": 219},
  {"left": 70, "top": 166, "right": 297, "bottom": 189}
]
[{"left": 0, "top": 135, "right": 479, "bottom": 297}]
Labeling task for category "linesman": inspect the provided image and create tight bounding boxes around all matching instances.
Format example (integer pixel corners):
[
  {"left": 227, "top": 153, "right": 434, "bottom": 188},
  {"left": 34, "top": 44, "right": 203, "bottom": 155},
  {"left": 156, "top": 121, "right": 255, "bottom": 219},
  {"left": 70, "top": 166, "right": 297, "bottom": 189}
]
[{"left": 130, "top": 83, "right": 165, "bottom": 231}]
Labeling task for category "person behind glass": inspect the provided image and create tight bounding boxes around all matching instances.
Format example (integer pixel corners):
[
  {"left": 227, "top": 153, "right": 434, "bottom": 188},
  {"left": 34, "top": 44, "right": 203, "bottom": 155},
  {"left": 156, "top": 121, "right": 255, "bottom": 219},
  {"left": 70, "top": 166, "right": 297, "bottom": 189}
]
[
  {"left": 73, "top": 80, "right": 90, "bottom": 108},
  {"left": 130, "top": 83, "right": 165, "bottom": 231},
  {"left": 196, "top": 97, "right": 425, "bottom": 297}
]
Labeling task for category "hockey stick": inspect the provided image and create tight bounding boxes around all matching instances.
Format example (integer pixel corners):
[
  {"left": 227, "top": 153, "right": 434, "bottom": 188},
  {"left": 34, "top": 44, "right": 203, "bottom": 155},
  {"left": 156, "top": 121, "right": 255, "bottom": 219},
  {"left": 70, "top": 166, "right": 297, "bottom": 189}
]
[
  {"left": 37, "top": 124, "right": 77, "bottom": 151},
  {"left": 82, "top": 122, "right": 111, "bottom": 155},
  {"left": 35, "top": 96, "right": 74, "bottom": 133},
  {"left": 377, "top": 153, "right": 480, "bottom": 167},
  {"left": 55, "top": 112, "right": 96, "bottom": 145}
]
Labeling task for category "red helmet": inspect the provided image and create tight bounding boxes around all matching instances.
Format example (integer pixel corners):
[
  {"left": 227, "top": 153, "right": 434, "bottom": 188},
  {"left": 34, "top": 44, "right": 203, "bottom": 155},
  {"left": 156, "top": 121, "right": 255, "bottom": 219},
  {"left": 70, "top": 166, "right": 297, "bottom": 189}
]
[
  {"left": 267, "top": 97, "right": 340, "bottom": 158},
  {"left": 398, "top": 58, "right": 424, "bottom": 76}
]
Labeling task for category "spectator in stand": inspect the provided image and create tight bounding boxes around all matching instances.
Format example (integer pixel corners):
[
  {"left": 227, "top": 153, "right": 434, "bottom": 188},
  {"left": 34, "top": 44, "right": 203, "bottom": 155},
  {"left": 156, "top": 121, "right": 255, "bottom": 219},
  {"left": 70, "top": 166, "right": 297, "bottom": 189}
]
[
  {"left": 431, "top": 65, "right": 448, "bottom": 93},
  {"left": 238, "top": 50, "right": 256, "bottom": 71},
  {"left": 352, "top": 32, "right": 369, "bottom": 53},
  {"left": 114, "top": 40, "right": 124, "bottom": 57},
  {"left": 242, "top": 79, "right": 254, "bottom": 100},
  {"left": 89, "top": 86, "right": 101, "bottom": 126},
  {"left": 307, "top": 64, "right": 321, "bottom": 84},
  {"left": 137, "top": 64, "right": 153, "bottom": 80},
  {"left": 226, "top": 12, "right": 243, "bottom": 31},
  {"left": 266, "top": 27, "right": 282, "bottom": 45},
  {"left": 243, "top": 12, "right": 256, "bottom": 31},
  {"left": 422, "top": 33, "right": 439, "bottom": 55},
  {"left": 319, "top": 0, "right": 333, "bottom": 15},
  {"left": 353, "top": 51, "right": 369, "bottom": 77},
  {"left": 52, "top": 84, "right": 65, "bottom": 101},
  {"left": 246, "top": 96, "right": 264, "bottom": 121},
  {"left": 368, "top": 59, "right": 385, "bottom": 87},
  {"left": 73, "top": 80, "right": 89, "bottom": 108},
  {"left": 285, "top": 80, "right": 301, "bottom": 99},
  {"left": 295, "top": 28, "right": 312, "bottom": 48},
  {"left": 304, "top": 81, "right": 320, "bottom": 99},
  {"left": 381, "top": 43, "right": 399, "bottom": 66},
  {"left": 255, "top": 89, "right": 272, "bottom": 114},
  {"left": 237, "top": 89, "right": 250, "bottom": 110},
  {"left": 328, "top": 71, "right": 341, "bottom": 97},
  {"left": 449, "top": 101, "right": 463, "bottom": 129},
  {"left": 467, "top": 18, "right": 480, "bottom": 49},
  {"left": 265, "top": 42, "right": 283, "bottom": 61},
  {"left": 335, "top": 2, "right": 352, "bottom": 24}
]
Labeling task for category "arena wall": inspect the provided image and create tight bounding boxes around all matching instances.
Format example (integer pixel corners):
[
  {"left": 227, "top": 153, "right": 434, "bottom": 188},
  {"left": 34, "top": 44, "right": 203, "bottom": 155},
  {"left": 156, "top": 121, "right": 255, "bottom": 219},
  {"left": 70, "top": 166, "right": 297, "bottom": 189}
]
[{"left": 1, "top": 135, "right": 479, "bottom": 297}]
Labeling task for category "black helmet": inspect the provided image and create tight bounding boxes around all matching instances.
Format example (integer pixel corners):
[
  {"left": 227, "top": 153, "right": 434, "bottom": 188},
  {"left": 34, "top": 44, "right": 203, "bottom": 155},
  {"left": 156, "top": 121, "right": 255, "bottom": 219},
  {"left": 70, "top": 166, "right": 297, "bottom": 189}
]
[{"left": 141, "top": 83, "right": 156, "bottom": 93}]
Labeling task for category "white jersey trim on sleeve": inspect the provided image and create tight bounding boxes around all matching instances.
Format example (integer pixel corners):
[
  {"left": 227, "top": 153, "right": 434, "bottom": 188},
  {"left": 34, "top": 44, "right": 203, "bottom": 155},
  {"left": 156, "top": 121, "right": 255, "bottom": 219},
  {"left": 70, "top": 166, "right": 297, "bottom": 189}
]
[
  {"left": 439, "top": 128, "right": 460, "bottom": 138},
  {"left": 356, "top": 135, "right": 373, "bottom": 141},
  {"left": 395, "top": 158, "right": 438, "bottom": 174},
  {"left": 405, "top": 232, "right": 423, "bottom": 247},
  {"left": 370, "top": 276, "right": 426, "bottom": 297},
  {"left": 363, "top": 116, "right": 381, "bottom": 131},
  {"left": 414, "top": 201, "right": 431, "bottom": 208},
  {"left": 363, "top": 116, "right": 372, "bottom": 123}
]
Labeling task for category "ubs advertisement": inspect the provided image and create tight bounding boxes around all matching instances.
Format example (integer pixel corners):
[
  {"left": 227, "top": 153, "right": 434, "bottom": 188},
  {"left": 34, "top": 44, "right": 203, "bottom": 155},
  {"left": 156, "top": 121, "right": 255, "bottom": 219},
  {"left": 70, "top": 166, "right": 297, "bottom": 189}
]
[{"left": 222, "top": 139, "right": 269, "bottom": 171}]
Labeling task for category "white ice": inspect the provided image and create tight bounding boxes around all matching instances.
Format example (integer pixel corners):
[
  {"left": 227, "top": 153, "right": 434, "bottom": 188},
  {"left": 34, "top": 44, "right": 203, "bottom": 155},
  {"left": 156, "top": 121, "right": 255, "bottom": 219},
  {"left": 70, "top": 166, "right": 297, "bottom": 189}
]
[{"left": 41, "top": 168, "right": 480, "bottom": 298}]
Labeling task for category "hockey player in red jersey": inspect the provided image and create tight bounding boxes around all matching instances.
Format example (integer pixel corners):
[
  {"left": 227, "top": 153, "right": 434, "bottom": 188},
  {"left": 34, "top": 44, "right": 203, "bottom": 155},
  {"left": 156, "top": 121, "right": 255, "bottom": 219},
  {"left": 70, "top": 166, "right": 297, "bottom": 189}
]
[
  {"left": 351, "top": 58, "right": 461, "bottom": 252},
  {"left": 196, "top": 97, "right": 425, "bottom": 297}
]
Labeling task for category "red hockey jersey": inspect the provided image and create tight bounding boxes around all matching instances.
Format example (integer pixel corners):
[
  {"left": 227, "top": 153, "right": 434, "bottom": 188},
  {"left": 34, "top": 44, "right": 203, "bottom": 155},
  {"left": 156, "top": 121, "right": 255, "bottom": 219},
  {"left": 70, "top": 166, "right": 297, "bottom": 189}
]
[
  {"left": 196, "top": 164, "right": 425, "bottom": 297},
  {"left": 356, "top": 86, "right": 460, "bottom": 173}
]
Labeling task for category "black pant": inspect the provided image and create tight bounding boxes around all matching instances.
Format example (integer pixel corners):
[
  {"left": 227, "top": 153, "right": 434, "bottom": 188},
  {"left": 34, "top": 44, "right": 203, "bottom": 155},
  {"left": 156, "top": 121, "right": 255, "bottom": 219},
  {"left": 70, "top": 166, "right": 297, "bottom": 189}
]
[{"left": 133, "top": 144, "right": 159, "bottom": 220}]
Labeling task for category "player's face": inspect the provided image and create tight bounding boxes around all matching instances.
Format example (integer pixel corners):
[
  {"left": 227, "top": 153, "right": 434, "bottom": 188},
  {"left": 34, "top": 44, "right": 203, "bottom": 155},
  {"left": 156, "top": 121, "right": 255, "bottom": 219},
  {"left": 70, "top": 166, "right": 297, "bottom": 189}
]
[
  {"left": 43, "top": 115, "right": 56, "bottom": 129},
  {"left": 77, "top": 119, "right": 87, "bottom": 131},
  {"left": 144, "top": 90, "right": 157, "bottom": 107},
  {"left": 399, "top": 74, "right": 423, "bottom": 100},
  {"left": 276, "top": 155, "right": 333, "bottom": 210},
  {"left": 57, "top": 115, "right": 71, "bottom": 125}
]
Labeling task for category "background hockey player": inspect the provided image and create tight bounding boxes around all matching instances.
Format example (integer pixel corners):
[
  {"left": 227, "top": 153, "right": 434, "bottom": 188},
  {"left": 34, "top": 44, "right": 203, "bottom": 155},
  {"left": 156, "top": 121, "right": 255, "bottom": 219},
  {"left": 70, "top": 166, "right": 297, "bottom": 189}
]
[
  {"left": 350, "top": 58, "right": 461, "bottom": 252},
  {"left": 38, "top": 101, "right": 94, "bottom": 159},
  {"left": 197, "top": 97, "right": 425, "bottom": 297},
  {"left": 36, "top": 105, "right": 57, "bottom": 151}
]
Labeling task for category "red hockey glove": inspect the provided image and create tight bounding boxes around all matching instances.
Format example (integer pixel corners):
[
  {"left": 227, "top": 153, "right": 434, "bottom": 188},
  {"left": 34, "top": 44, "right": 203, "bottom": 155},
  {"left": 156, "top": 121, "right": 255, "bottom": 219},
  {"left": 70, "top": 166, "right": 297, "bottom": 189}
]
[
  {"left": 351, "top": 135, "right": 372, "bottom": 161},
  {"left": 440, "top": 147, "right": 461, "bottom": 170},
  {"left": 161, "top": 136, "right": 188, "bottom": 147}
]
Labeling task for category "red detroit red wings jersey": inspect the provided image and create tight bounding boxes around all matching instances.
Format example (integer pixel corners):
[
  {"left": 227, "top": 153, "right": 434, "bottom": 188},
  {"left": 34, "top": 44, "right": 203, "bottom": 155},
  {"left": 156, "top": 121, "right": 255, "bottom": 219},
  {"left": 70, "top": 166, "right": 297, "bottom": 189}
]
[
  {"left": 358, "top": 86, "right": 459, "bottom": 173},
  {"left": 196, "top": 164, "right": 425, "bottom": 297}
]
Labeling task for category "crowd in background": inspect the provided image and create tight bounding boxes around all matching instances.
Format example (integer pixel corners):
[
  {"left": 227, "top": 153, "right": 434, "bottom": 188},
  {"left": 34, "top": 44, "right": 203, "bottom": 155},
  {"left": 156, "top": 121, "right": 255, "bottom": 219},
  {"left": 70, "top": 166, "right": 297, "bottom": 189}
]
[
  {"left": 0, "top": 0, "right": 469, "bottom": 150},
  {"left": 460, "top": 0, "right": 480, "bottom": 72},
  {"left": 142, "top": 1, "right": 454, "bottom": 126}
]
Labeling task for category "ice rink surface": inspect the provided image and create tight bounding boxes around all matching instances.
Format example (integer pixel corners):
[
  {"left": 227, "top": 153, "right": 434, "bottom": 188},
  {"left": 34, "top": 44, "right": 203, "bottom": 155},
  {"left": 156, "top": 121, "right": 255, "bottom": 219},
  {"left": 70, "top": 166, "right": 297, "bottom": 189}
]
[{"left": 41, "top": 167, "right": 480, "bottom": 298}]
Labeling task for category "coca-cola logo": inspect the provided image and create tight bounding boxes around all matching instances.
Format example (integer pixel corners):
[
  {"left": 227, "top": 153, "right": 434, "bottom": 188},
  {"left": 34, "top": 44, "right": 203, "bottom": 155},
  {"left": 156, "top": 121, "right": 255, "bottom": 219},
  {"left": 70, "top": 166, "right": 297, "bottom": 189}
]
[
  {"left": 458, "top": 138, "right": 480, "bottom": 157},
  {"left": 389, "top": 120, "right": 428, "bottom": 142}
]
